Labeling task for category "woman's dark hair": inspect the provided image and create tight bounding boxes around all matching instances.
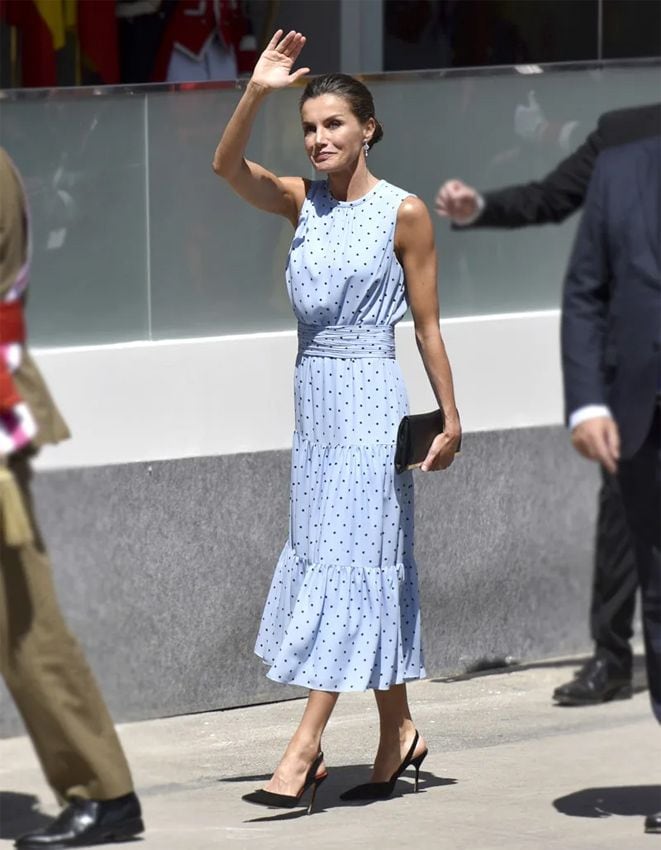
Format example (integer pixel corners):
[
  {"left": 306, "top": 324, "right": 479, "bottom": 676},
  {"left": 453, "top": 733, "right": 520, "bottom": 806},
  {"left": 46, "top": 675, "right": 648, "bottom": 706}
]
[{"left": 299, "top": 74, "right": 384, "bottom": 148}]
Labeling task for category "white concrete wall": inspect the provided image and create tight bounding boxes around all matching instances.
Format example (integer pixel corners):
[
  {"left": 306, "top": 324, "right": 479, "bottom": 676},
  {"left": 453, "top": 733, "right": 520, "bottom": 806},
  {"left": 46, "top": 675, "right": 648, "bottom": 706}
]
[{"left": 33, "top": 310, "right": 563, "bottom": 470}]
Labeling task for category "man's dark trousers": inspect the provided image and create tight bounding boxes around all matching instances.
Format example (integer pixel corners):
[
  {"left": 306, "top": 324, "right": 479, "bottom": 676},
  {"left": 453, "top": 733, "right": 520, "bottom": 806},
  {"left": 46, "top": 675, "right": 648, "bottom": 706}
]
[
  {"left": 591, "top": 471, "right": 638, "bottom": 676},
  {"left": 618, "top": 402, "right": 661, "bottom": 722}
]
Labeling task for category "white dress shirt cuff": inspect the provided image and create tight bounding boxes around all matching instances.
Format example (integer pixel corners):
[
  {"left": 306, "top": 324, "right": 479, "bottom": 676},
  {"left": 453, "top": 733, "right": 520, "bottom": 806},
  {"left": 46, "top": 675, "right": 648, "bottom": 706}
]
[
  {"left": 569, "top": 404, "right": 613, "bottom": 431},
  {"left": 454, "top": 193, "right": 485, "bottom": 226}
]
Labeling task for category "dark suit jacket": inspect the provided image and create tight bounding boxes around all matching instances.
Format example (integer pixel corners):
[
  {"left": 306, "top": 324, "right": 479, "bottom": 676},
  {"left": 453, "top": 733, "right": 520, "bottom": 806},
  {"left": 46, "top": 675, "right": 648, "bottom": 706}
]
[
  {"left": 468, "top": 103, "right": 661, "bottom": 229},
  {"left": 561, "top": 136, "right": 661, "bottom": 460}
]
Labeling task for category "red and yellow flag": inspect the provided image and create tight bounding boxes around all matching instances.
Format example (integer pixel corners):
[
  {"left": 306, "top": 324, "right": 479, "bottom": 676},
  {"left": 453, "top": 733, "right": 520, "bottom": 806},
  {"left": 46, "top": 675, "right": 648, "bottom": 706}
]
[
  {"left": 0, "top": 0, "right": 118, "bottom": 87},
  {"left": 0, "top": 0, "right": 75, "bottom": 87}
]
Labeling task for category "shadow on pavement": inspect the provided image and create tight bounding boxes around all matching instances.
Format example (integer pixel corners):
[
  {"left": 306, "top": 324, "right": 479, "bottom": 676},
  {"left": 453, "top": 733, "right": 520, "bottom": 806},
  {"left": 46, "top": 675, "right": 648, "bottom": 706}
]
[
  {"left": 0, "top": 792, "right": 52, "bottom": 839},
  {"left": 431, "top": 653, "right": 648, "bottom": 692},
  {"left": 220, "top": 765, "right": 457, "bottom": 821},
  {"left": 553, "top": 785, "right": 661, "bottom": 818}
]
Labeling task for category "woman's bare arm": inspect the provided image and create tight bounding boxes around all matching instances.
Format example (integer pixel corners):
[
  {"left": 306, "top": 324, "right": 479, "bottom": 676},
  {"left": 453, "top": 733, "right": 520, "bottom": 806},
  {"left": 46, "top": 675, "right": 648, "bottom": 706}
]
[
  {"left": 212, "top": 30, "right": 309, "bottom": 226},
  {"left": 395, "top": 197, "right": 461, "bottom": 471}
]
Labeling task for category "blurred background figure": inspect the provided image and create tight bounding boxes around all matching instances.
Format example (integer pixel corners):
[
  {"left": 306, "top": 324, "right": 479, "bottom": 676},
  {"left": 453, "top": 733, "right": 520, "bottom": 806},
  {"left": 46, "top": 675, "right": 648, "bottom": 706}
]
[
  {"left": 435, "top": 102, "right": 661, "bottom": 708},
  {"left": 2, "top": 1, "right": 659, "bottom": 88},
  {"left": 117, "top": 0, "right": 177, "bottom": 84},
  {"left": 0, "top": 146, "right": 143, "bottom": 849},
  {"left": 0, "top": 0, "right": 260, "bottom": 86},
  {"left": 561, "top": 134, "right": 661, "bottom": 834},
  {"left": 150, "top": 0, "right": 257, "bottom": 83}
]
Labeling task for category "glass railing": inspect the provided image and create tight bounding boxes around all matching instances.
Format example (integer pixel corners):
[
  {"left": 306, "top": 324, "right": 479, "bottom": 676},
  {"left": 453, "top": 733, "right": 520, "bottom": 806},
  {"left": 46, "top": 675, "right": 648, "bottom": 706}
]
[{"left": 1, "top": 59, "right": 659, "bottom": 346}]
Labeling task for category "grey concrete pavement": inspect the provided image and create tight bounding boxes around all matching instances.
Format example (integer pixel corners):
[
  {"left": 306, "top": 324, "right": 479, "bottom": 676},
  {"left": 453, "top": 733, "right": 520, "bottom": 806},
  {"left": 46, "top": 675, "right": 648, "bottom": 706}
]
[{"left": 0, "top": 657, "right": 659, "bottom": 850}]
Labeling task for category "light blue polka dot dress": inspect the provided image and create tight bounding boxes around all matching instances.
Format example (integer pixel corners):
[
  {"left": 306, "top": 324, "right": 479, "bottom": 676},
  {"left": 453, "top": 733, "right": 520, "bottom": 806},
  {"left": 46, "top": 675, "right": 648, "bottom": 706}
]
[{"left": 255, "top": 179, "right": 426, "bottom": 691}]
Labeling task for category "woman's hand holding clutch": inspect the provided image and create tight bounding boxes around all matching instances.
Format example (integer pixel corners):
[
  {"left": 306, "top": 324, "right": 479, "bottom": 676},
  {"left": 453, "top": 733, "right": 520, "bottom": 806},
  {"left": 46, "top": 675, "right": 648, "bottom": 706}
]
[
  {"left": 395, "top": 408, "right": 462, "bottom": 473},
  {"left": 420, "top": 426, "right": 461, "bottom": 471}
]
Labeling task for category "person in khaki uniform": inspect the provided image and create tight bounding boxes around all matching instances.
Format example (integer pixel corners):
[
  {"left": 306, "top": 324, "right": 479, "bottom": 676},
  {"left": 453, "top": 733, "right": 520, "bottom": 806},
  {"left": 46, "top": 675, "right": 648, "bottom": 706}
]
[{"left": 0, "top": 148, "right": 144, "bottom": 848}]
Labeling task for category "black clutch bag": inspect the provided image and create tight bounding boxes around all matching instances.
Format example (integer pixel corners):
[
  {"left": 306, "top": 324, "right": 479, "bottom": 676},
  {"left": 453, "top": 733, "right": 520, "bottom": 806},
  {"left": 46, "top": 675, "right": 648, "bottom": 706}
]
[{"left": 394, "top": 409, "right": 461, "bottom": 473}]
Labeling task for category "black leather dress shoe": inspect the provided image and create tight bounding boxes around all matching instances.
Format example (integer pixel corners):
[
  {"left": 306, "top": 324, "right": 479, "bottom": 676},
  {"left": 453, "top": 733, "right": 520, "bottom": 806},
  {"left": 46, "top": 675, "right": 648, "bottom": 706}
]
[
  {"left": 552, "top": 656, "right": 632, "bottom": 706},
  {"left": 645, "top": 811, "right": 661, "bottom": 834},
  {"left": 15, "top": 792, "right": 144, "bottom": 849}
]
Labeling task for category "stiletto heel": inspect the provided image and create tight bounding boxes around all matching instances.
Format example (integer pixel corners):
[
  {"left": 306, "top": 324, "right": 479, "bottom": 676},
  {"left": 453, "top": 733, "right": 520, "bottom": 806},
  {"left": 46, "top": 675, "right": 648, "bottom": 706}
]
[
  {"left": 242, "top": 752, "right": 328, "bottom": 812},
  {"left": 307, "top": 773, "right": 327, "bottom": 814},
  {"left": 340, "top": 730, "right": 428, "bottom": 801},
  {"left": 411, "top": 750, "right": 428, "bottom": 792}
]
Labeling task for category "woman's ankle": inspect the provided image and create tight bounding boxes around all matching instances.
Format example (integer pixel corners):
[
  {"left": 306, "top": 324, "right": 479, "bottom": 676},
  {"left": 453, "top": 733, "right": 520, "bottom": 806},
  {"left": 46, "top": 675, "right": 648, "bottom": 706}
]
[
  {"left": 286, "top": 733, "right": 322, "bottom": 759},
  {"left": 379, "top": 718, "right": 416, "bottom": 743}
]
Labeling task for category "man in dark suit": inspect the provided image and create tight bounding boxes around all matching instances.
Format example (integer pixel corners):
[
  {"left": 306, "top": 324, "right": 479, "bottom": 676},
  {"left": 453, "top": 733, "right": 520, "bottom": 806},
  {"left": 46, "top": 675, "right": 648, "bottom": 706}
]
[
  {"left": 436, "top": 102, "right": 661, "bottom": 707},
  {"left": 561, "top": 134, "right": 661, "bottom": 835}
]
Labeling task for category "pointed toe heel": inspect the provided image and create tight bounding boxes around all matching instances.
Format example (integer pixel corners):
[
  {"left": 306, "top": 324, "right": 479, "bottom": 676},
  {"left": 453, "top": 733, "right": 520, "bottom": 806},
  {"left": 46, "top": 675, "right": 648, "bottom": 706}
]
[{"left": 242, "top": 752, "right": 327, "bottom": 814}]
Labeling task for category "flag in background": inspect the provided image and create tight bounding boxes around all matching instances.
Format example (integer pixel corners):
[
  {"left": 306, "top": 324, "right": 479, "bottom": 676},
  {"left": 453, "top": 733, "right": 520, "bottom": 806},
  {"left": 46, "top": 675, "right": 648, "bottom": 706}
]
[
  {"left": 77, "top": 0, "right": 119, "bottom": 84},
  {"left": 0, "top": 0, "right": 119, "bottom": 87},
  {"left": 0, "top": 0, "right": 75, "bottom": 87}
]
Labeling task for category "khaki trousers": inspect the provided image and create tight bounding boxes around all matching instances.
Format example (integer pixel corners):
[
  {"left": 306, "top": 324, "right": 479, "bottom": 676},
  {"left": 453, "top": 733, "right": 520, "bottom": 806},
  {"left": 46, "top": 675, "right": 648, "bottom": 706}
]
[{"left": 0, "top": 452, "right": 133, "bottom": 801}]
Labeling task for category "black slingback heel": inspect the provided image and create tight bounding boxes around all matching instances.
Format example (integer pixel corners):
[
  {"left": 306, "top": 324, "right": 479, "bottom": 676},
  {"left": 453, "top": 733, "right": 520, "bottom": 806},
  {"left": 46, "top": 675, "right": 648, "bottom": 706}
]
[
  {"left": 242, "top": 752, "right": 328, "bottom": 814},
  {"left": 340, "top": 731, "right": 428, "bottom": 801}
]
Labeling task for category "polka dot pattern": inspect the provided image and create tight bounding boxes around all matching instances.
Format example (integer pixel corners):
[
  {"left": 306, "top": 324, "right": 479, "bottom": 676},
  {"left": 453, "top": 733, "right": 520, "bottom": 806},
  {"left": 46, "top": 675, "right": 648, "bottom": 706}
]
[
  {"left": 255, "top": 179, "right": 426, "bottom": 691},
  {"left": 285, "top": 181, "right": 410, "bottom": 328}
]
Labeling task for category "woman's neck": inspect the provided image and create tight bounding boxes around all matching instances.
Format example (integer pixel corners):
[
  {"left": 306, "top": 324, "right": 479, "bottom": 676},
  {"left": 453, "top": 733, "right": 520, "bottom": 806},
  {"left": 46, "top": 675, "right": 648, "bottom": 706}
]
[{"left": 327, "top": 163, "right": 378, "bottom": 202}]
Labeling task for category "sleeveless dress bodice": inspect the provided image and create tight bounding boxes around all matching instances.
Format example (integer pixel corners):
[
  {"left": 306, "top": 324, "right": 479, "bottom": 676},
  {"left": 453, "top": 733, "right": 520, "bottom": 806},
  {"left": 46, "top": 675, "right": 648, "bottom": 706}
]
[{"left": 286, "top": 179, "right": 410, "bottom": 327}]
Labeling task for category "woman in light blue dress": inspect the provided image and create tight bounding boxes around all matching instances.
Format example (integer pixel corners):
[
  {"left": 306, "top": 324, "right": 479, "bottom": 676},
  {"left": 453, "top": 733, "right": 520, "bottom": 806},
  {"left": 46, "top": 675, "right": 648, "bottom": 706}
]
[{"left": 213, "top": 30, "right": 461, "bottom": 811}]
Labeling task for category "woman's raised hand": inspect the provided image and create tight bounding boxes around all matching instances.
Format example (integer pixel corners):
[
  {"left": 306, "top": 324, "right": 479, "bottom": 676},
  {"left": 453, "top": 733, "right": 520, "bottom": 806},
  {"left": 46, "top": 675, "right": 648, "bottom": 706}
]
[{"left": 251, "top": 30, "right": 310, "bottom": 91}]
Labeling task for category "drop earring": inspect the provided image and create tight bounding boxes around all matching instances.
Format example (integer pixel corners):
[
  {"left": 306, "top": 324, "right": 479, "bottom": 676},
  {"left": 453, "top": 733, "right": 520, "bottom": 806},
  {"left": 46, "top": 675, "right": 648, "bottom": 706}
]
[{"left": 363, "top": 141, "right": 369, "bottom": 157}]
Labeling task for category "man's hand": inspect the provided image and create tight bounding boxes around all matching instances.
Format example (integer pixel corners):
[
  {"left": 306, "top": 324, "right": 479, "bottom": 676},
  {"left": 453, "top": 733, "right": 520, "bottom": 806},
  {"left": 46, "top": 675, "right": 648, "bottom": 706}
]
[
  {"left": 435, "top": 179, "right": 480, "bottom": 224},
  {"left": 571, "top": 416, "right": 620, "bottom": 474}
]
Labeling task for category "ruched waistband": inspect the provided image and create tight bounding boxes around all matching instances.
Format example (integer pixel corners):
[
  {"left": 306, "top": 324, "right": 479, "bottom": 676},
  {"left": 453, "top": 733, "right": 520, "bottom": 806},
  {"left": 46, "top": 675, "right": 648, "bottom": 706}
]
[{"left": 297, "top": 323, "right": 395, "bottom": 359}]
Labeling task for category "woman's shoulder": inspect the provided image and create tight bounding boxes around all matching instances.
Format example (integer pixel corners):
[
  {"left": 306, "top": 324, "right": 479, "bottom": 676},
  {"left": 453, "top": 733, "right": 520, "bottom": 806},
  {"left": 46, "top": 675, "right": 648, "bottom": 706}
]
[
  {"left": 379, "top": 180, "right": 417, "bottom": 204},
  {"left": 377, "top": 182, "right": 426, "bottom": 225}
]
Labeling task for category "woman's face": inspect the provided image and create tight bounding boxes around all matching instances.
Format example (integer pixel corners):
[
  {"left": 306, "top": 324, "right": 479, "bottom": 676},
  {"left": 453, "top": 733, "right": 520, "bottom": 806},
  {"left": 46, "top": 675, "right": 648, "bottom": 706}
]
[{"left": 300, "top": 94, "right": 374, "bottom": 173}]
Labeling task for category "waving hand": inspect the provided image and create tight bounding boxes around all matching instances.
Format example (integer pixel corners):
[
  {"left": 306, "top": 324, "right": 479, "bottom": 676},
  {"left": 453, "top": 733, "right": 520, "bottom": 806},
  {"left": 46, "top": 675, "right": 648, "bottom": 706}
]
[{"left": 251, "top": 30, "right": 310, "bottom": 91}]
